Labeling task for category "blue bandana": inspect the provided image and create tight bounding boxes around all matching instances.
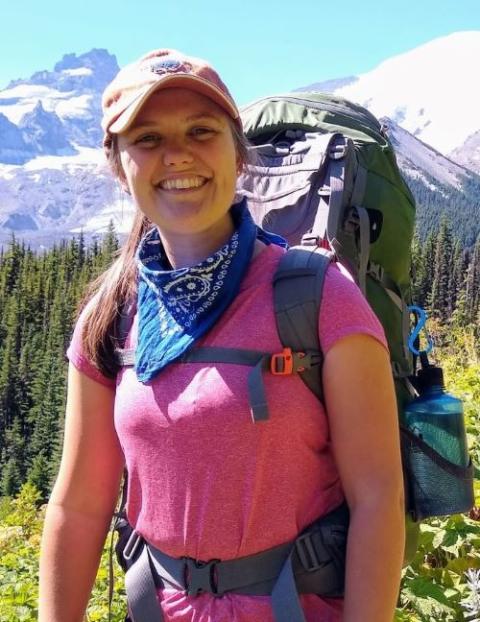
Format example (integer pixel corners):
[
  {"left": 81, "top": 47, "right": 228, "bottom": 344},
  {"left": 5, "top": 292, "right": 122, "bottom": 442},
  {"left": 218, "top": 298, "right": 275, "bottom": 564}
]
[{"left": 135, "top": 199, "right": 287, "bottom": 383}]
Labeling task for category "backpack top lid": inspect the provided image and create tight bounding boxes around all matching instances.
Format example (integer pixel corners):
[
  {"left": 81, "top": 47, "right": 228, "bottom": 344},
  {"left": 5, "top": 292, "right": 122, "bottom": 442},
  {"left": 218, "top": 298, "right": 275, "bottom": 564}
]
[{"left": 241, "top": 92, "right": 386, "bottom": 145}]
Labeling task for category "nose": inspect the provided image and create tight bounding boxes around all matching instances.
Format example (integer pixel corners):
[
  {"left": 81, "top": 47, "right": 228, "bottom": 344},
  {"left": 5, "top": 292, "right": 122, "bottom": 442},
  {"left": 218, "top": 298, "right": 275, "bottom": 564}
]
[{"left": 162, "top": 139, "right": 194, "bottom": 167}]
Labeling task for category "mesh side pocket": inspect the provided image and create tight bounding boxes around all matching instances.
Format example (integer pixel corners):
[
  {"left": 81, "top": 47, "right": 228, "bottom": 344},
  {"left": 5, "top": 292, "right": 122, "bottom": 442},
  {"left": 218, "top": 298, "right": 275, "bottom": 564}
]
[{"left": 400, "top": 426, "right": 474, "bottom": 521}]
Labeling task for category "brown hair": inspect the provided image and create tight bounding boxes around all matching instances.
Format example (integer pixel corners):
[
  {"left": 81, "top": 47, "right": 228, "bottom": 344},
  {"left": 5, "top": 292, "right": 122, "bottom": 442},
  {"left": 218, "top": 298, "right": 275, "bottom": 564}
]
[{"left": 80, "top": 118, "right": 253, "bottom": 378}]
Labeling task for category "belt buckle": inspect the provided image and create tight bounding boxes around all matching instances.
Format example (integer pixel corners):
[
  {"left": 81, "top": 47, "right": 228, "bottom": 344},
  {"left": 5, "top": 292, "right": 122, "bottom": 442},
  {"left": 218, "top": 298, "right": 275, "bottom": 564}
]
[{"left": 183, "top": 557, "right": 222, "bottom": 597}]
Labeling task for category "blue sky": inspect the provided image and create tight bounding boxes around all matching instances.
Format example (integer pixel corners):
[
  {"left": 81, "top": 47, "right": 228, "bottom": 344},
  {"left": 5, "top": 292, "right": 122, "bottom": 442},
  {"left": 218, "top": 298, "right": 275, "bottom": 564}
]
[{"left": 1, "top": 0, "right": 479, "bottom": 105}]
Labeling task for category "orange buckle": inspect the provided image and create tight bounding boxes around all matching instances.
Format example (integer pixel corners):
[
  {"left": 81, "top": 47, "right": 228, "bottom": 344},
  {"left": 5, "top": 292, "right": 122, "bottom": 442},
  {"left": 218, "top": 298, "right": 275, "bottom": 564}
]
[{"left": 271, "top": 348, "right": 294, "bottom": 375}]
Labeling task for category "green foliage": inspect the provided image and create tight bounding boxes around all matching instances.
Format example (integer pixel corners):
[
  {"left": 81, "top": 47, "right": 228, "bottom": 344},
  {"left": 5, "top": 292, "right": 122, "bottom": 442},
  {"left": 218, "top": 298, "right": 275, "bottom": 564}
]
[
  {"left": 0, "top": 484, "right": 126, "bottom": 622},
  {"left": 0, "top": 232, "right": 119, "bottom": 498},
  {"left": 395, "top": 337, "right": 480, "bottom": 622},
  {"left": 408, "top": 174, "right": 480, "bottom": 248}
]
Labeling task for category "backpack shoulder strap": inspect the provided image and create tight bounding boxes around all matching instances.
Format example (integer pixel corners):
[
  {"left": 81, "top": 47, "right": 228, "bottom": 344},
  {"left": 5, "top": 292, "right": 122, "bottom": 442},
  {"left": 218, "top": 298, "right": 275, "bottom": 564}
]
[{"left": 272, "top": 246, "right": 334, "bottom": 403}]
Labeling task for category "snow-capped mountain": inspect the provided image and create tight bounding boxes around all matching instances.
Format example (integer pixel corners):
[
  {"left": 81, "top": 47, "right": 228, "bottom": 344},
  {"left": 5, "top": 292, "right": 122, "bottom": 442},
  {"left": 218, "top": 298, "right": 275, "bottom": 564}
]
[
  {"left": 0, "top": 49, "right": 135, "bottom": 246},
  {"left": 0, "top": 35, "right": 479, "bottom": 247},
  {"left": 299, "top": 31, "right": 480, "bottom": 175},
  {"left": 0, "top": 48, "right": 118, "bottom": 158},
  {"left": 381, "top": 118, "right": 472, "bottom": 190}
]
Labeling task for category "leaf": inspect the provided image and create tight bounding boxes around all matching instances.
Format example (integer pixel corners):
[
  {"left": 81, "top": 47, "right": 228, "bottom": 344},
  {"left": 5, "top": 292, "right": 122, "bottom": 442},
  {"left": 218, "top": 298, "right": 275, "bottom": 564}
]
[
  {"left": 433, "top": 529, "right": 448, "bottom": 549},
  {"left": 406, "top": 576, "right": 458, "bottom": 607}
]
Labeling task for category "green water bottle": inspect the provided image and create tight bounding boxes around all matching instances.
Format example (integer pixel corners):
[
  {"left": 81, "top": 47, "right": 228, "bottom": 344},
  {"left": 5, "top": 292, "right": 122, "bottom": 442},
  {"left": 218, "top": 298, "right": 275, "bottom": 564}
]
[{"left": 403, "top": 363, "right": 473, "bottom": 520}]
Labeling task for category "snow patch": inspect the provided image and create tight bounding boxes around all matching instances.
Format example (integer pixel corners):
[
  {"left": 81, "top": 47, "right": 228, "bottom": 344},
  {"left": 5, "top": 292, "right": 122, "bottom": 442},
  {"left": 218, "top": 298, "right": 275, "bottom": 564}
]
[
  {"left": 333, "top": 31, "right": 480, "bottom": 155},
  {"left": 55, "top": 93, "right": 94, "bottom": 119},
  {"left": 61, "top": 68, "right": 93, "bottom": 77},
  {"left": 71, "top": 198, "right": 135, "bottom": 234},
  {"left": 21, "top": 147, "right": 106, "bottom": 171}
]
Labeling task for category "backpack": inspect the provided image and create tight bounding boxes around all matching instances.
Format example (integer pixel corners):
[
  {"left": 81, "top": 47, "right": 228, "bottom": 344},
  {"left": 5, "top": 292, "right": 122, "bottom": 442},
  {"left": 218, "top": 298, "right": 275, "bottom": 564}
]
[{"left": 236, "top": 92, "right": 473, "bottom": 562}]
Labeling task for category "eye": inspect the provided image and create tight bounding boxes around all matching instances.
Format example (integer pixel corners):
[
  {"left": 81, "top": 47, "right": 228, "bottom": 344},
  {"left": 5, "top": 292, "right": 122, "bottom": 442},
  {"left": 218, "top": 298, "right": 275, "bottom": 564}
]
[
  {"left": 134, "top": 133, "right": 161, "bottom": 147},
  {"left": 189, "top": 126, "right": 217, "bottom": 139}
]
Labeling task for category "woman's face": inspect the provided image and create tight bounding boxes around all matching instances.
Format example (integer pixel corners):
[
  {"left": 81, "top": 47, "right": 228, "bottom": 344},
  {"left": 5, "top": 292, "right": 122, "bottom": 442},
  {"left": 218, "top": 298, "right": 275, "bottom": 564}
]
[{"left": 117, "top": 88, "right": 239, "bottom": 240}]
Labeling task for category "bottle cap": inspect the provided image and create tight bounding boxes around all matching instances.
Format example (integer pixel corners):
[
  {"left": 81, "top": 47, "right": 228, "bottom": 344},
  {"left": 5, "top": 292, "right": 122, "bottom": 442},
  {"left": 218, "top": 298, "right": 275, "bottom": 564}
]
[{"left": 417, "top": 365, "right": 444, "bottom": 393}]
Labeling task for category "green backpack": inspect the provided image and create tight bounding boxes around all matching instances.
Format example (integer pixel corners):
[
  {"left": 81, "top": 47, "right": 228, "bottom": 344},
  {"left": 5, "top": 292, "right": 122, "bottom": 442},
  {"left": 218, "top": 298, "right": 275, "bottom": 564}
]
[{"left": 238, "top": 92, "right": 420, "bottom": 561}]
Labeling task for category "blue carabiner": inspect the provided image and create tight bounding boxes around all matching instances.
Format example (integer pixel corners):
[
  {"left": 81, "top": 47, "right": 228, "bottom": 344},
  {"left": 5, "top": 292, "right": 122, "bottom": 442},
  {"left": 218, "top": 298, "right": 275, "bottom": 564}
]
[{"left": 408, "top": 305, "right": 434, "bottom": 356}]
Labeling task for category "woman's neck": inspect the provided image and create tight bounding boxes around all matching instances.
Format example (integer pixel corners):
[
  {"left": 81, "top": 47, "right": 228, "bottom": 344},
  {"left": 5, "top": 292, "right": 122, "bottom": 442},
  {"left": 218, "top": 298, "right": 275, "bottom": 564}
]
[{"left": 160, "top": 214, "right": 235, "bottom": 269}]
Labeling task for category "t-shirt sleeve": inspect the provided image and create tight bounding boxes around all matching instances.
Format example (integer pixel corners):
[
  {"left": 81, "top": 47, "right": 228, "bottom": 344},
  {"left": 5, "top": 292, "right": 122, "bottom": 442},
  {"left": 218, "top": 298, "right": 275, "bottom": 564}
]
[
  {"left": 66, "top": 301, "right": 117, "bottom": 389},
  {"left": 319, "top": 262, "right": 388, "bottom": 355}
]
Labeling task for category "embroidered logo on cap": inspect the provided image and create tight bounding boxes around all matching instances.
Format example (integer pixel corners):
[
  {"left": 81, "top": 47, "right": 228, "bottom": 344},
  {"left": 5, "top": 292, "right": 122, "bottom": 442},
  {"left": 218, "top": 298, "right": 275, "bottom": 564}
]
[{"left": 145, "top": 58, "right": 193, "bottom": 76}]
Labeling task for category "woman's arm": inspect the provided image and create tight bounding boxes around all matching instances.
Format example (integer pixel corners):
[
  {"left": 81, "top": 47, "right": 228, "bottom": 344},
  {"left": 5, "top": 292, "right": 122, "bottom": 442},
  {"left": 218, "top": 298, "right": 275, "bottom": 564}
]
[
  {"left": 38, "top": 363, "right": 125, "bottom": 622},
  {"left": 323, "top": 333, "right": 405, "bottom": 622}
]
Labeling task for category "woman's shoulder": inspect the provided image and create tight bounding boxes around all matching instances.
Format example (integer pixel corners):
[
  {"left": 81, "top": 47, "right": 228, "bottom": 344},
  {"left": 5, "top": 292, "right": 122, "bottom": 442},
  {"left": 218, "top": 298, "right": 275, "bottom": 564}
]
[
  {"left": 66, "top": 294, "right": 117, "bottom": 389},
  {"left": 320, "top": 261, "right": 388, "bottom": 355}
]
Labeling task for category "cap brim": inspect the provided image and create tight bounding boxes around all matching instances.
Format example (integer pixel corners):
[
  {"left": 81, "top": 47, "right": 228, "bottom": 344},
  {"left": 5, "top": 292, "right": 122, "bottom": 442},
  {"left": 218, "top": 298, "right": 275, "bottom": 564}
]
[{"left": 108, "top": 75, "right": 240, "bottom": 134}]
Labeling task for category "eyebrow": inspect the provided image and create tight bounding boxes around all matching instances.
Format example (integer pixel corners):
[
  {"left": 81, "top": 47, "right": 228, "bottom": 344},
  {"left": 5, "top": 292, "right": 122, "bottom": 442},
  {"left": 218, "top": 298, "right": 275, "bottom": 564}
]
[
  {"left": 186, "top": 112, "right": 223, "bottom": 122},
  {"left": 129, "top": 112, "right": 223, "bottom": 131}
]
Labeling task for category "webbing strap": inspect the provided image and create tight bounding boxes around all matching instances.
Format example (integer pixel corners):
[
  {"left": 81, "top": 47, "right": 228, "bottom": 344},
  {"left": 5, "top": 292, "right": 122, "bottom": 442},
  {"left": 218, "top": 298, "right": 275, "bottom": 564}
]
[
  {"left": 368, "top": 263, "right": 413, "bottom": 368},
  {"left": 116, "top": 346, "right": 269, "bottom": 368},
  {"left": 125, "top": 544, "right": 164, "bottom": 622},
  {"left": 181, "top": 346, "right": 267, "bottom": 365},
  {"left": 273, "top": 246, "right": 333, "bottom": 401},
  {"left": 355, "top": 205, "right": 370, "bottom": 296},
  {"left": 324, "top": 139, "right": 348, "bottom": 248},
  {"left": 271, "top": 555, "right": 307, "bottom": 622},
  {"left": 350, "top": 164, "right": 368, "bottom": 208}
]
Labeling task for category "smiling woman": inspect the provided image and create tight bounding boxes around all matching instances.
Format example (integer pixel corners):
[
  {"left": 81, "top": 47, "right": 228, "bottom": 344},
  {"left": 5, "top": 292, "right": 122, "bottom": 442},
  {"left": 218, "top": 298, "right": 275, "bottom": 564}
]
[
  {"left": 38, "top": 48, "right": 405, "bottom": 622},
  {"left": 116, "top": 89, "right": 239, "bottom": 262}
]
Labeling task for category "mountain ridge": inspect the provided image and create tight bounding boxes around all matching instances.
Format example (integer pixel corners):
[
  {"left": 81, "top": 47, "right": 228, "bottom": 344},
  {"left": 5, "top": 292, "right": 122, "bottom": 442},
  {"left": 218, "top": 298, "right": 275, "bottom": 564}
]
[{"left": 0, "top": 35, "right": 479, "bottom": 247}]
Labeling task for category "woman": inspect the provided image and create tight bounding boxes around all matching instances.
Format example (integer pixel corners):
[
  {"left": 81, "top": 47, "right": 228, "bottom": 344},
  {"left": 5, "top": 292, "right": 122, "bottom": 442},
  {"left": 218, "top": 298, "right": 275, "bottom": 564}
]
[{"left": 39, "top": 49, "right": 405, "bottom": 622}]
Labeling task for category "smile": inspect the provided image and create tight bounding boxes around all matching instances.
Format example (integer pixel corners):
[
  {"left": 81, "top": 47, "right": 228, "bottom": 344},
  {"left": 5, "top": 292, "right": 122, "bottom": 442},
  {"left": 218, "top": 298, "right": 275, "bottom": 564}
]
[{"left": 158, "top": 177, "right": 208, "bottom": 191}]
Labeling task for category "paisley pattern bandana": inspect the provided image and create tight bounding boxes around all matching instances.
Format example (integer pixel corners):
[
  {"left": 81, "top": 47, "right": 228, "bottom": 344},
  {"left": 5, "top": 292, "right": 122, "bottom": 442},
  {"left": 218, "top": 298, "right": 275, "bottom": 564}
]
[{"left": 135, "top": 199, "right": 287, "bottom": 383}]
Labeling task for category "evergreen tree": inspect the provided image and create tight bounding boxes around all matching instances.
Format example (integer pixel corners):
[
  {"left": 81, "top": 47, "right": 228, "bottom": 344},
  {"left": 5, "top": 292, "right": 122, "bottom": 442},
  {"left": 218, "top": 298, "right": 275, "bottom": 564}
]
[
  {"left": 415, "top": 231, "right": 436, "bottom": 307},
  {"left": 0, "top": 418, "right": 26, "bottom": 496},
  {"left": 465, "top": 235, "right": 480, "bottom": 326},
  {"left": 0, "top": 296, "right": 22, "bottom": 449},
  {"left": 429, "top": 218, "right": 454, "bottom": 321}
]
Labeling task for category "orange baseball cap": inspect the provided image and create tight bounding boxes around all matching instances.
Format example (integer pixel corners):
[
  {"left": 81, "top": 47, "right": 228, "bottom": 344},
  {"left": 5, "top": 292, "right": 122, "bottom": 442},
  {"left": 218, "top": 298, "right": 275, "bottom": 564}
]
[{"left": 102, "top": 49, "right": 241, "bottom": 139}]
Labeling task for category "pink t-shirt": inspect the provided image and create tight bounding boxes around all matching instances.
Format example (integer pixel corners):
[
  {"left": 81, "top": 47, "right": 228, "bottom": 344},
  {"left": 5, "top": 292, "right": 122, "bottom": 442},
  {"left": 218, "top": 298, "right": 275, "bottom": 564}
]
[{"left": 67, "top": 244, "right": 387, "bottom": 622}]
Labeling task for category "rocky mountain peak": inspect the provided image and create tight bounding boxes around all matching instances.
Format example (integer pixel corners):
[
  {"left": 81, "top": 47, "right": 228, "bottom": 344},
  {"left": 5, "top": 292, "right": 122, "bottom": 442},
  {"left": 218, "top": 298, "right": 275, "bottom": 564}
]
[{"left": 7, "top": 48, "right": 119, "bottom": 94}]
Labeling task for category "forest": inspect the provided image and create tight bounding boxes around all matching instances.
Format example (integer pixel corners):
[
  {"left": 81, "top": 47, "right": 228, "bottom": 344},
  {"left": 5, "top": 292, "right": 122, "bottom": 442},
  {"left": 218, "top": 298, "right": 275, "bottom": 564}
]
[{"left": 0, "top": 216, "right": 479, "bottom": 621}]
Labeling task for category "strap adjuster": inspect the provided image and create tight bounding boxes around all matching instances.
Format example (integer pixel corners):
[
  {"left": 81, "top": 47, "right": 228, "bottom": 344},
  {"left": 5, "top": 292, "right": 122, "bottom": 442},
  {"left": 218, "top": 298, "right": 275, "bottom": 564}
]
[
  {"left": 270, "top": 348, "right": 295, "bottom": 375},
  {"left": 295, "top": 532, "right": 325, "bottom": 572},
  {"left": 123, "top": 529, "right": 143, "bottom": 562},
  {"left": 183, "top": 557, "right": 222, "bottom": 596}
]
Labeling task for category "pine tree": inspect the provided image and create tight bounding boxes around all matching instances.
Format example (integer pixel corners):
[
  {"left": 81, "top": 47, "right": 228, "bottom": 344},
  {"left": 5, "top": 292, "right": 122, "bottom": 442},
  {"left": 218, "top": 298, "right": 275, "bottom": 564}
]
[
  {"left": 465, "top": 235, "right": 480, "bottom": 326},
  {"left": 0, "top": 418, "right": 26, "bottom": 496},
  {"left": 0, "top": 296, "right": 22, "bottom": 449},
  {"left": 415, "top": 231, "right": 436, "bottom": 307},
  {"left": 429, "top": 218, "right": 454, "bottom": 321}
]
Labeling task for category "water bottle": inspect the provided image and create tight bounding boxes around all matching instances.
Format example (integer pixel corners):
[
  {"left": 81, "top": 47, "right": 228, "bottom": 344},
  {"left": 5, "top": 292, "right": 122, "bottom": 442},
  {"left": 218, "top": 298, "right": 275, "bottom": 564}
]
[{"left": 403, "top": 363, "right": 473, "bottom": 520}]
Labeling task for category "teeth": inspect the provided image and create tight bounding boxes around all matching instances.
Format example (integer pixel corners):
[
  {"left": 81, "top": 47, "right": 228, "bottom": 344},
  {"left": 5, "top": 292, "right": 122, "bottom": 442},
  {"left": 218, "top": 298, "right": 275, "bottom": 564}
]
[{"left": 160, "top": 177, "right": 206, "bottom": 190}]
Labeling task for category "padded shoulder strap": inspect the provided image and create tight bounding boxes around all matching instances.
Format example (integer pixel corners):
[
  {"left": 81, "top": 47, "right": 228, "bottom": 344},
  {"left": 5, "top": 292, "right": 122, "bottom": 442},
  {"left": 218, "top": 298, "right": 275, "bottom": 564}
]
[{"left": 273, "top": 246, "right": 334, "bottom": 403}]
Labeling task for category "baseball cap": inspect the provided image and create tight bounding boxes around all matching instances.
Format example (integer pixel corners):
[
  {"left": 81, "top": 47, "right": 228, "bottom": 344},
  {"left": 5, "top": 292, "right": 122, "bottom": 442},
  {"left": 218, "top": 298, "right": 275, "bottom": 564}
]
[{"left": 102, "top": 49, "right": 241, "bottom": 139}]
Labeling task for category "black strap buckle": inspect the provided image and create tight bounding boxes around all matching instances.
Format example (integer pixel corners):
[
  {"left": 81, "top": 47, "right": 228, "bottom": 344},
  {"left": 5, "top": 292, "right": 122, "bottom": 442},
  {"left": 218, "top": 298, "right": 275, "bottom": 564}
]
[
  {"left": 183, "top": 557, "right": 221, "bottom": 596},
  {"left": 123, "top": 529, "right": 143, "bottom": 562},
  {"left": 295, "top": 532, "right": 327, "bottom": 572}
]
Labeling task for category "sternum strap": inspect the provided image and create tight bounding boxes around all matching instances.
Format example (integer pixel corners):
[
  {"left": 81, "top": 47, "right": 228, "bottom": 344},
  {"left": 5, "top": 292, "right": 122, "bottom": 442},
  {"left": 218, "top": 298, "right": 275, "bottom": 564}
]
[{"left": 115, "top": 345, "right": 319, "bottom": 423}]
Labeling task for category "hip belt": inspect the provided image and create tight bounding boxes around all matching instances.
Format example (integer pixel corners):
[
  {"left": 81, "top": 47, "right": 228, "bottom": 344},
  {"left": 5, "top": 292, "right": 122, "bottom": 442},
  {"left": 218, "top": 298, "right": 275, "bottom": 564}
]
[{"left": 118, "top": 501, "right": 349, "bottom": 622}]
